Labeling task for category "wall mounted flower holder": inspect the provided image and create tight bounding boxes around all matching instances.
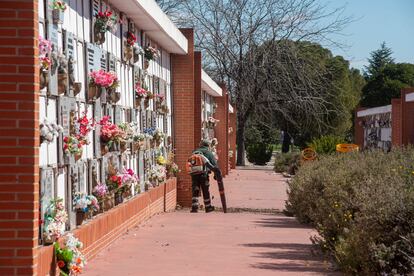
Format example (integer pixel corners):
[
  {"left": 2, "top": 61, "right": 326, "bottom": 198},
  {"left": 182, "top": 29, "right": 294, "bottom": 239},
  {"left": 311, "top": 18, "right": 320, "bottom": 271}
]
[
  {"left": 114, "top": 191, "right": 123, "bottom": 205},
  {"left": 106, "top": 89, "right": 120, "bottom": 104},
  {"left": 88, "top": 85, "right": 102, "bottom": 101},
  {"left": 40, "top": 69, "right": 50, "bottom": 90},
  {"left": 52, "top": 9, "right": 64, "bottom": 24},
  {"left": 133, "top": 47, "right": 140, "bottom": 63},
  {"left": 73, "top": 82, "right": 82, "bottom": 96},
  {"left": 124, "top": 45, "right": 133, "bottom": 61},
  {"left": 58, "top": 73, "right": 68, "bottom": 95},
  {"left": 144, "top": 59, "right": 150, "bottom": 70}
]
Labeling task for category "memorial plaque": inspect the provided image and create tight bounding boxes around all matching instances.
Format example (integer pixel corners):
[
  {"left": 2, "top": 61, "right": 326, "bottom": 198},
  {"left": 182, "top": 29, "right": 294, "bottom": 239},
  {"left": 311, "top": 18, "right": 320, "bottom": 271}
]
[
  {"left": 100, "top": 157, "right": 108, "bottom": 183},
  {"left": 86, "top": 43, "right": 101, "bottom": 73},
  {"left": 47, "top": 23, "right": 59, "bottom": 96},
  {"left": 146, "top": 110, "right": 152, "bottom": 128},
  {"left": 40, "top": 168, "right": 54, "bottom": 213},
  {"left": 100, "top": 50, "right": 108, "bottom": 71},
  {"left": 108, "top": 53, "right": 116, "bottom": 72},
  {"left": 88, "top": 159, "right": 99, "bottom": 192},
  {"left": 64, "top": 31, "right": 75, "bottom": 97},
  {"left": 141, "top": 109, "right": 147, "bottom": 129},
  {"left": 151, "top": 111, "right": 157, "bottom": 128},
  {"left": 114, "top": 105, "right": 122, "bottom": 124},
  {"left": 94, "top": 103, "right": 102, "bottom": 158},
  {"left": 68, "top": 164, "right": 79, "bottom": 229},
  {"left": 90, "top": 0, "right": 100, "bottom": 43},
  {"left": 78, "top": 162, "right": 86, "bottom": 193}
]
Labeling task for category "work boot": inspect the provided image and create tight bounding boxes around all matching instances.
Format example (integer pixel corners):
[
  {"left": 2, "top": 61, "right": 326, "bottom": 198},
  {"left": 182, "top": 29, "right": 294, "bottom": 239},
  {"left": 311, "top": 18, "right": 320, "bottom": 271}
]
[
  {"left": 190, "top": 208, "right": 198, "bottom": 213},
  {"left": 205, "top": 206, "right": 215, "bottom": 213}
]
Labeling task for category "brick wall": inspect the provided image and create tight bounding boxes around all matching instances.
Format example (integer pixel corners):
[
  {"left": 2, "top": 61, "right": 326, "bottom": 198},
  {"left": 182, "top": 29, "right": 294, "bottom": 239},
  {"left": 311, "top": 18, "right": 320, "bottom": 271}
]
[
  {"left": 354, "top": 108, "right": 365, "bottom": 149},
  {"left": 37, "top": 178, "right": 177, "bottom": 275},
  {"left": 214, "top": 86, "right": 229, "bottom": 176},
  {"left": 392, "top": 99, "right": 402, "bottom": 146},
  {"left": 0, "top": 1, "right": 39, "bottom": 275},
  {"left": 401, "top": 88, "right": 414, "bottom": 145},
  {"left": 172, "top": 28, "right": 195, "bottom": 207},
  {"left": 194, "top": 51, "right": 202, "bottom": 146}
]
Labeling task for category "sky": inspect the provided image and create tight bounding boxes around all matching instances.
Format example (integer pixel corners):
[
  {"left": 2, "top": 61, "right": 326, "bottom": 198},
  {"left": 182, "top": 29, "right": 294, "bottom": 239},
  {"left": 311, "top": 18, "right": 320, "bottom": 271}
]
[{"left": 322, "top": 0, "right": 414, "bottom": 72}]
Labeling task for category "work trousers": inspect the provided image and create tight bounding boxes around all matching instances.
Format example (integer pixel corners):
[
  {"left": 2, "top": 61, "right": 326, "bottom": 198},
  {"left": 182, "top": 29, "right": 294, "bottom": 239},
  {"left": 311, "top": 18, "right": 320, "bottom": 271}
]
[{"left": 191, "top": 173, "right": 212, "bottom": 211}]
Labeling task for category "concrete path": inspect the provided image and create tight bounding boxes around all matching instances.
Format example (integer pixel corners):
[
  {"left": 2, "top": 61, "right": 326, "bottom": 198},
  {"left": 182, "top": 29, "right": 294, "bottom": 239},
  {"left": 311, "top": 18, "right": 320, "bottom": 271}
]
[{"left": 83, "top": 170, "right": 337, "bottom": 276}]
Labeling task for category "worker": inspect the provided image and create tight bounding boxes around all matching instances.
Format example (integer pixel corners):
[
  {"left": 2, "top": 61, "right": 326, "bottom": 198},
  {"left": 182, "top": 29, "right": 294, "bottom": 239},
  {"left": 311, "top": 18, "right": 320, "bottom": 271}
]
[{"left": 189, "top": 139, "right": 217, "bottom": 213}]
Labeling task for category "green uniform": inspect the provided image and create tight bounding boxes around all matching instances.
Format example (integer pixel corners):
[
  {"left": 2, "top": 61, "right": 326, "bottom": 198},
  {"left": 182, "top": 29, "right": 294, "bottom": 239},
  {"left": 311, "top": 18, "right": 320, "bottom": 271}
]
[{"left": 191, "top": 146, "right": 217, "bottom": 212}]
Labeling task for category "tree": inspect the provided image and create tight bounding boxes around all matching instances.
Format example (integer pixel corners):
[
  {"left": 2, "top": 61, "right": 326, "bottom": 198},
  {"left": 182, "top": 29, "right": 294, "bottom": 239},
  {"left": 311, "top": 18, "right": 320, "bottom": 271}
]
[
  {"left": 251, "top": 41, "right": 363, "bottom": 147},
  {"left": 157, "top": 0, "right": 352, "bottom": 165},
  {"left": 361, "top": 63, "right": 414, "bottom": 107},
  {"left": 364, "top": 42, "right": 394, "bottom": 79}
]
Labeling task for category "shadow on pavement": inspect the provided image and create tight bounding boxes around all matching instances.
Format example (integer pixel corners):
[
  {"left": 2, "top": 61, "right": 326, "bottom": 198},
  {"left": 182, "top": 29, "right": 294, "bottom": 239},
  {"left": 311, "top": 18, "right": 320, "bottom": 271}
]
[
  {"left": 252, "top": 215, "right": 313, "bottom": 229},
  {"left": 242, "top": 242, "right": 338, "bottom": 274}
]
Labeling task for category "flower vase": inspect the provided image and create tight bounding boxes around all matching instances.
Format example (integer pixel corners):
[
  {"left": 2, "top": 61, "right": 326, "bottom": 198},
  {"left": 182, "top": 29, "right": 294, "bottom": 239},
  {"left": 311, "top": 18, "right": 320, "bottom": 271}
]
[
  {"left": 74, "top": 152, "right": 82, "bottom": 162},
  {"left": 123, "top": 186, "right": 132, "bottom": 199},
  {"left": 133, "top": 47, "right": 140, "bottom": 63},
  {"left": 40, "top": 69, "right": 49, "bottom": 90},
  {"left": 144, "top": 98, "right": 150, "bottom": 109},
  {"left": 107, "top": 90, "right": 121, "bottom": 104},
  {"left": 114, "top": 192, "right": 123, "bottom": 206},
  {"left": 162, "top": 105, "right": 169, "bottom": 114},
  {"left": 135, "top": 97, "right": 142, "bottom": 109},
  {"left": 144, "top": 59, "right": 150, "bottom": 70},
  {"left": 88, "top": 84, "right": 101, "bottom": 101},
  {"left": 52, "top": 9, "right": 64, "bottom": 24},
  {"left": 73, "top": 82, "right": 82, "bottom": 96},
  {"left": 101, "top": 144, "right": 109, "bottom": 156},
  {"left": 120, "top": 141, "right": 128, "bottom": 153},
  {"left": 76, "top": 210, "right": 85, "bottom": 226},
  {"left": 94, "top": 23, "right": 106, "bottom": 45},
  {"left": 58, "top": 73, "right": 68, "bottom": 95},
  {"left": 109, "top": 141, "right": 120, "bottom": 152},
  {"left": 103, "top": 194, "right": 114, "bottom": 211},
  {"left": 156, "top": 140, "right": 161, "bottom": 148},
  {"left": 43, "top": 235, "right": 57, "bottom": 245},
  {"left": 124, "top": 46, "right": 133, "bottom": 61}
]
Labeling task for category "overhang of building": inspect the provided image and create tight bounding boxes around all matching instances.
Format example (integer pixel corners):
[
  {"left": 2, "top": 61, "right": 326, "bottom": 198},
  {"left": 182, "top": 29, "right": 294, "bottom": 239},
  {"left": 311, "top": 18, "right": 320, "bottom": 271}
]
[{"left": 111, "top": 0, "right": 188, "bottom": 54}]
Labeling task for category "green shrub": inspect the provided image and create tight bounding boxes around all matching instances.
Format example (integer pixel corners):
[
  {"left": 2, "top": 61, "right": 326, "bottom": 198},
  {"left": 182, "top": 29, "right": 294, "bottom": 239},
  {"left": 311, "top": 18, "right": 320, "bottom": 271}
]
[
  {"left": 286, "top": 148, "right": 414, "bottom": 274},
  {"left": 274, "top": 152, "right": 301, "bottom": 175},
  {"left": 246, "top": 143, "right": 273, "bottom": 165},
  {"left": 308, "top": 135, "right": 345, "bottom": 155}
]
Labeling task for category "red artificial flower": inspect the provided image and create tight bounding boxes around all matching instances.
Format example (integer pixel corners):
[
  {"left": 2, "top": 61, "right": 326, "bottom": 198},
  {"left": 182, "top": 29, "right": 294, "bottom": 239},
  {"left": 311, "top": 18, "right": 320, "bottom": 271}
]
[
  {"left": 63, "top": 144, "right": 68, "bottom": 150},
  {"left": 110, "top": 175, "right": 118, "bottom": 182},
  {"left": 57, "top": 260, "right": 65, "bottom": 268},
  {"left": 77, "top": 143, "right": 82, "bottom": 148},
  {"left": 63, "top": 136, "right": 69, "bottom": 143},
  {"left": 105, "top": 10, "right": 112, "bottom": 17}
]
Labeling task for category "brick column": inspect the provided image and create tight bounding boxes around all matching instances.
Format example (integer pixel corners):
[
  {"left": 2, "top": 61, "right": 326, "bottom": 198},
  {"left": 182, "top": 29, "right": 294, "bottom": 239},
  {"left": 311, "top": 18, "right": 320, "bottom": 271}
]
[
  {"left": 401, "top": 87, "right": 414, "bottom": 145},
  {"left": 172, "top": 28, "right": 195, "bottom": 207},
  {"left": 392, "top": 98, "right": 402, "bottom": 147},
  {"left": 354, "top": 108, "right": 365, "bottom": 150},
  {"left": 193, "top": 51, "right": 202, "bottom": 146},
  {"left": 214, "top": 86, "right": 229, "bottom": 176},
  {"left": 0, "top": 1, "right": 40, "bottom": 275}
]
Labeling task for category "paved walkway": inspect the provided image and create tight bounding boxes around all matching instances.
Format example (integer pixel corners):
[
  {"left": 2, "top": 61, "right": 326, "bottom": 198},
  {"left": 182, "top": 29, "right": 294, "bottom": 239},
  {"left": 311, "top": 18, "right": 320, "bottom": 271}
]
[{"left": 83, "top": 169, "right": 337, "bottom": 276}]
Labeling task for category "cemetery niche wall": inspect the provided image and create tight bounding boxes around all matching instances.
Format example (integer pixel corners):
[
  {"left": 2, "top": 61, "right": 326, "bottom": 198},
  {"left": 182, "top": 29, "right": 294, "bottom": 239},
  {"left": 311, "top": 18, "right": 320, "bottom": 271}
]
[{"left": 37, "top": 0, "right": 178, "bottom": 245}]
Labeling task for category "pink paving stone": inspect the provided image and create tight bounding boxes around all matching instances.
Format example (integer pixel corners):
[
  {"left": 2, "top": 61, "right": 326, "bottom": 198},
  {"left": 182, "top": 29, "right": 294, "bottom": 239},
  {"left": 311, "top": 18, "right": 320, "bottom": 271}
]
[
  {"left": 210, "top": 169, "right": 288, "bottom": 210},
  {"left": 83, "top": 169, "right": 338, "bottom": 276}
]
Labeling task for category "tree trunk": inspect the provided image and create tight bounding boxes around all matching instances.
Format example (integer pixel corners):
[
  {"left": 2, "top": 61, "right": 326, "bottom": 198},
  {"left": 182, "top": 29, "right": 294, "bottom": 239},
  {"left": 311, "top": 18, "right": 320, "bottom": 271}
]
[
  {"left": 281, "top": 131, "right": 291, "bottom": 153},
  {"left": 236, "top": 114, "right": 246, "bottom": 166}
]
